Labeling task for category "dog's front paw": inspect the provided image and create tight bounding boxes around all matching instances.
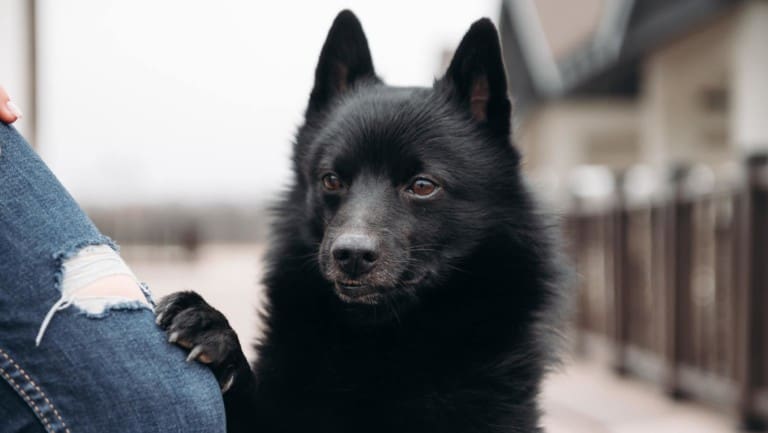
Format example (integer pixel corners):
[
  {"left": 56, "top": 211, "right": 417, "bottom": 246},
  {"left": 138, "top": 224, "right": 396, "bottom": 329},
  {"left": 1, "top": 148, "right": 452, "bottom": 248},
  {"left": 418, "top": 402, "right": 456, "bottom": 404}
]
[{"left": 155, "top": 291, "right": 246, "bottom": 392}]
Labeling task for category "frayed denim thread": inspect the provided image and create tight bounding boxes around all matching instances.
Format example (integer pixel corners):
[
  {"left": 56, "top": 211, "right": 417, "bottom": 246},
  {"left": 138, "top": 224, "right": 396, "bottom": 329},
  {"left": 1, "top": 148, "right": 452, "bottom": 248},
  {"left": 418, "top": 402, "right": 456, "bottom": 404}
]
[{"left": 35, "top": 240, "right": 152, "bottom": 346}]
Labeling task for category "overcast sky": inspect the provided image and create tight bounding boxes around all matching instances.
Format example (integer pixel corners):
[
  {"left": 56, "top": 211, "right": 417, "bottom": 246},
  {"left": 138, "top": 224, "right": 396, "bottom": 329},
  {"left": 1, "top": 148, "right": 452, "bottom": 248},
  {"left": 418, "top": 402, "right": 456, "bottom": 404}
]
[{"left": 34, "top": 0, "right": 499, "bottom": 206}]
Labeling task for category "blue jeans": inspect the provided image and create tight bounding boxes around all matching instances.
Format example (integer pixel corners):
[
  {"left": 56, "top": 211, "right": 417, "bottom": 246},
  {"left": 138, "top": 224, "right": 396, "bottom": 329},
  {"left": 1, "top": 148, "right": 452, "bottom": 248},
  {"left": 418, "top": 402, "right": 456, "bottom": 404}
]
[{"left": 0, "top": 124, "right": 226, "bottom": 432}]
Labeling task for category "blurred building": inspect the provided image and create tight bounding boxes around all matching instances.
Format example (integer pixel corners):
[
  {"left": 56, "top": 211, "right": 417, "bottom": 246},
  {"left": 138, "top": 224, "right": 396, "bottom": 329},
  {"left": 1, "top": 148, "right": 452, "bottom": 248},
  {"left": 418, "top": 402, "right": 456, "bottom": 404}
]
[
  {"left": 500, "top": 0, "right": 768, "bottom": 204},
  {"left": 498, "top": 0, "right": 768, "bottom": 429}
]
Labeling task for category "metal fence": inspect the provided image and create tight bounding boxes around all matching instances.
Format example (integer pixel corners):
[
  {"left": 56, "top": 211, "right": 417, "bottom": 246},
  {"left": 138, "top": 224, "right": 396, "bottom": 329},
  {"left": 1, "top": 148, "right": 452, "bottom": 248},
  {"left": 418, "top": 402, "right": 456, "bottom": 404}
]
[{"left": 566, "top": 154, "right": 768, "bottom": 430}]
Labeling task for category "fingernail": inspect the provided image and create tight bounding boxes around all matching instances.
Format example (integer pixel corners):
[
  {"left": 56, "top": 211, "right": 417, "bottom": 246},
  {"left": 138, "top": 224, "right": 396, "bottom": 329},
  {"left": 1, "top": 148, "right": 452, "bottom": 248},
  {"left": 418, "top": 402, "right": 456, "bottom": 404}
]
[{"left": 6, "top": 100, "right": 23, "bottom": 119}]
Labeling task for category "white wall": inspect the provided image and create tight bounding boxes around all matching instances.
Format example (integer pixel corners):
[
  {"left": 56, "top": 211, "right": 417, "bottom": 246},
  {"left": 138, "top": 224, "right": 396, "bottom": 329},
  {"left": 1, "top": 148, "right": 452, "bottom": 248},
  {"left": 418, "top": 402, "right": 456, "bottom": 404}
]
[
  {"left": 519, "top": 99, "right": 638, "bottom": 196},
  {"left": 640, "top": 12, "right": 734, "bottom": 169},
  {"left": 731, "top": 0, "right": 768, "bottom": 152}
]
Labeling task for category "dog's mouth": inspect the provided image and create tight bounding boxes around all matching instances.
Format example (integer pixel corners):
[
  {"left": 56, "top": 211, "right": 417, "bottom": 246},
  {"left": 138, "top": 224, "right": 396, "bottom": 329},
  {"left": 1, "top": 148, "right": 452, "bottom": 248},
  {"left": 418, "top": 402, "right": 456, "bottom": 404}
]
[
  {"left": 332, "top": 271, "right": 430, "bottom": 305},
  {"left": 333, "top": 280, "right": 385, "bottom": 304}
]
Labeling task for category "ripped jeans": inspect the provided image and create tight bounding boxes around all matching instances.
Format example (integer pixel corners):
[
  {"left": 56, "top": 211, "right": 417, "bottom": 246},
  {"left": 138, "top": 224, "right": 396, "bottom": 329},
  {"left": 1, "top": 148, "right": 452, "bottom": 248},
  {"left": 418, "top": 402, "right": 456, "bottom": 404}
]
[{"left": 0, "top": 124, "right": 226, "bottom": 432}]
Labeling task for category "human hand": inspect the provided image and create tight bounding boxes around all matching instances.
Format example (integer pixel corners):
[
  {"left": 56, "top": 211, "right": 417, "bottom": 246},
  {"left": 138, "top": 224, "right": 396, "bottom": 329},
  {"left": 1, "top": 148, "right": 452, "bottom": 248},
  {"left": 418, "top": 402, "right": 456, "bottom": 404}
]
[{"left": 0, "top": 86, "right": 24, "bottom": 124}]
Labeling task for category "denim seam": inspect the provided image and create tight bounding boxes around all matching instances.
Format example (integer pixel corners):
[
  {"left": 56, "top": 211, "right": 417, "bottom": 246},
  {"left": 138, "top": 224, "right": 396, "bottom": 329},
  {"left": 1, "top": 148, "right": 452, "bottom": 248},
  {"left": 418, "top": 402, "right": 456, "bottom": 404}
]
[{"left": 0, "top": 348, "right": 71, "bottom": 433}]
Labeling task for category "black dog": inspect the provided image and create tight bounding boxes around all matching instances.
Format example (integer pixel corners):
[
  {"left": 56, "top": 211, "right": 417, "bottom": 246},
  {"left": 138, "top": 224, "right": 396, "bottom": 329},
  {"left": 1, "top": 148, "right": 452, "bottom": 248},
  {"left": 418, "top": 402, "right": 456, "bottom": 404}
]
[{"left": 156, "top": 10, "right": 568, "bottom": 433}]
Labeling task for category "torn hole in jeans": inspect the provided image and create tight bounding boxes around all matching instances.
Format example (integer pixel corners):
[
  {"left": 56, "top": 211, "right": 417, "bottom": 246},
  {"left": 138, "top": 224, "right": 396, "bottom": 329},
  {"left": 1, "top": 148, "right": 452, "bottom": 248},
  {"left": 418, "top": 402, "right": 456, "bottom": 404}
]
[{"left": 36, "top": 243, "right": 153, "bottom": 346}]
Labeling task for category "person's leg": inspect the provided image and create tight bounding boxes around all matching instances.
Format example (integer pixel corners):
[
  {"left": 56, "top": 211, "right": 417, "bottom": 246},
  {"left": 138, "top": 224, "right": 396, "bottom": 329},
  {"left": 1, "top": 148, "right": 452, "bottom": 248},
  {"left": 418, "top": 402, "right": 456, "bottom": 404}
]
[{"left": 0, "top": 123, "right": 226, "bottom": 433}]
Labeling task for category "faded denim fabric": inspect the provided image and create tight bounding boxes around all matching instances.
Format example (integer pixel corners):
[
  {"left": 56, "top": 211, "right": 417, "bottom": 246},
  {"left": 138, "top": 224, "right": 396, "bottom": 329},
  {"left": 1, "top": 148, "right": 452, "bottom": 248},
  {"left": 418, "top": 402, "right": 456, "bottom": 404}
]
[{"left": 0, "top": 124, "right": 226, "bottom": 433}]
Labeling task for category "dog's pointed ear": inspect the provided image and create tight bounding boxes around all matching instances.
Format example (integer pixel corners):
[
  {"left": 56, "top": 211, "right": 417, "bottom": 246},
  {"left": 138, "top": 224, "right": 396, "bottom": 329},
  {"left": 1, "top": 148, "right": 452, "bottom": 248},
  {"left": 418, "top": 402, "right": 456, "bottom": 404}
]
[
  {"left": 440, "top": 18, "right": 511, "bottom": 137},
  {"left": 308, "top": 10, "right": 376, "bottom": 114}
]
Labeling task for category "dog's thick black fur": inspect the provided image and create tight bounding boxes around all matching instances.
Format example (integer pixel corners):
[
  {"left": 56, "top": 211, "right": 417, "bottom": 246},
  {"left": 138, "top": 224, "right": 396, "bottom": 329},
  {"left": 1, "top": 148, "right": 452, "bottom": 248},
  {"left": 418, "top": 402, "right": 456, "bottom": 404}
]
[{"left": 156, "top": 10, "right": 568, "bottom": 433}]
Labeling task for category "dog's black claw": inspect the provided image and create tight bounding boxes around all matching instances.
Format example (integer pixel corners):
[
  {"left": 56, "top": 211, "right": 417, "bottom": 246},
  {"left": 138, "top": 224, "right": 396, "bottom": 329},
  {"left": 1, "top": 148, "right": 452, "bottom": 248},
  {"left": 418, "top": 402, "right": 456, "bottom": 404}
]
[{"left": 155, "top": 291, "right": 246, "bottom": 392}]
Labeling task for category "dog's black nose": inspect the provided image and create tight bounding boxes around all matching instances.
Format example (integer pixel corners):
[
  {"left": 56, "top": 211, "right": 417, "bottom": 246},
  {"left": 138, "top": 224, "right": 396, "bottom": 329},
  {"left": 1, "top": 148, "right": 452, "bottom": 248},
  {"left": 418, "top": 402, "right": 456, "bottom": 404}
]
[{"left": 331, "top": 233, "right": 379, "bottom": 278}]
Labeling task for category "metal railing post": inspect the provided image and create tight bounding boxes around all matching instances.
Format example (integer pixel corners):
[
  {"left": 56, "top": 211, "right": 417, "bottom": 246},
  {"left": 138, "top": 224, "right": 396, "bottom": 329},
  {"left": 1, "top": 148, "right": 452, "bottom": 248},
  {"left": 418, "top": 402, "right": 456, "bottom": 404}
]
[
  {"left": 737, "top": 153, "right": 768, "bottom": 430},
  {"left": 611, "top": 174, "right": 630, "bottom": 374},
  {"left": 663, "top": 166, "right": 692, "bottom": 399}
]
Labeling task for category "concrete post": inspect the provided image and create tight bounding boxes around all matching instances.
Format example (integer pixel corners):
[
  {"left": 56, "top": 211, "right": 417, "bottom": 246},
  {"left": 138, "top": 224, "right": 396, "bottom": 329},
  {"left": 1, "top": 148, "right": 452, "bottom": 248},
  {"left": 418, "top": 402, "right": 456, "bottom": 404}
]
[{"left": 0, "top": 0, "right": 37, "bottom": 146}]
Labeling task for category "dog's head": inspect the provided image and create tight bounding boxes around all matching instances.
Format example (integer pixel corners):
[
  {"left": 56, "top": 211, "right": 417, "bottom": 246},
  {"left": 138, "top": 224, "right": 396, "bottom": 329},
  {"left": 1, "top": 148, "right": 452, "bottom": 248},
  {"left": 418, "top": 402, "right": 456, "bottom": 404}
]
[{"left": 293, "top": 11, "right": 525, "bottom": 307}]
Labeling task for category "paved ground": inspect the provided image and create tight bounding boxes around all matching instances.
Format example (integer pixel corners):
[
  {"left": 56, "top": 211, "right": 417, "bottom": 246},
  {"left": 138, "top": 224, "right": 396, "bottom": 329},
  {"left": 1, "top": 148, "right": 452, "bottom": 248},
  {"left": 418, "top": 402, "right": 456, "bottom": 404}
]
[
  {"left": 541, "top": 358, "right": 736, "bottom": 432},
  {"left": 129, "top": 243, "right": 737, "bottom": 432}
]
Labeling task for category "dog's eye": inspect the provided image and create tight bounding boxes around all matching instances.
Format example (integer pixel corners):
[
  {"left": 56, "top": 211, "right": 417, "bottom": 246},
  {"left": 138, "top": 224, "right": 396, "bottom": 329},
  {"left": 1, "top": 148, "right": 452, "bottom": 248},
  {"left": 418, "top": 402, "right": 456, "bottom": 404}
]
[
  {"left": 407, "top": 178, "right": 439, "bottom": 197},
  {"left": 321, "top": 173, "right": 343, "bottom": 192}
]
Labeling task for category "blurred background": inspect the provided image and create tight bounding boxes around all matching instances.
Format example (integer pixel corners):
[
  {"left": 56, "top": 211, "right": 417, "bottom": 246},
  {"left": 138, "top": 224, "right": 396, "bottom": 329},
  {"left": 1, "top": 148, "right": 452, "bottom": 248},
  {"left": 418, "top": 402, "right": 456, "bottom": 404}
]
[{"left": 2, "top": 0, "right": 767, "bottom": 431}]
